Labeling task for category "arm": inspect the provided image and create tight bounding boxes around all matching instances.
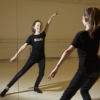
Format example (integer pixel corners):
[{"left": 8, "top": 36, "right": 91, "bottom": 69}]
[
  {"left": 9, "top": 43, "right": 28, "bottom": 62},
  {"left": 48, "top": 45, "right": 75, "bottom": 80},
  {"left": 44, "top": 13, "right": 59, "bottom": 34}
]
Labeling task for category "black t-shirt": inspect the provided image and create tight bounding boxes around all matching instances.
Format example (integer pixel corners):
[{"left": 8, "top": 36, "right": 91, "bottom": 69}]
[
  {"left": 71, "top": 26, "right": 100, "bottom": 72},
  {"left": 25, "top": 31, "right": 46, "bottom": 60}
]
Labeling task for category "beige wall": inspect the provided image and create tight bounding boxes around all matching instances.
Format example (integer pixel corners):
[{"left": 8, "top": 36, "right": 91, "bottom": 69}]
[{"left": 0, "top": 0, "right": 100, "bottom": 60}]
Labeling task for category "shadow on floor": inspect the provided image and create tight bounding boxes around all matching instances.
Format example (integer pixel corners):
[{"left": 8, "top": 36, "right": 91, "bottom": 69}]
[
  {"left": 92, "top": 98, "right": 100, "bottom": 100},
  {"left": 30, "top": 80, "right": 70, "bottom": 92},
  {"left": 6, "top": 80, "right": 70, "bottom": 96},
  {"left": 5, "top": 80, "right": 100, "bottom": 100}
]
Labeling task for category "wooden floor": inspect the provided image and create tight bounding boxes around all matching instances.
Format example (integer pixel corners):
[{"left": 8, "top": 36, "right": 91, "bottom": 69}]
[{"left": 0, "top": 58, "right": 100, "bottom": 100}]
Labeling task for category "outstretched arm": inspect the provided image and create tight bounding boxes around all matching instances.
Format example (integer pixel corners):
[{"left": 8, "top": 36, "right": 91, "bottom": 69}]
[
  {"left": 44, "top": 13, "right": 59, "bottom": 34},
  {"left": 48, "top": 45, "right": 75, "bottom": 80},
  {"left": 9, "top": 43, "right": 28, "bottom": 62}
]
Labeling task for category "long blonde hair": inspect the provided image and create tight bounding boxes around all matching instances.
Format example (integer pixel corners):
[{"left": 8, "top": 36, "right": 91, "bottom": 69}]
[{"left": 83, "top": 7, "right": 100, "bottom": 38}]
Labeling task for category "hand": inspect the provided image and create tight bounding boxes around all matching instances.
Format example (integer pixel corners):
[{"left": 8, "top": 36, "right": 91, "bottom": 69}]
[
  {"left": 48, "top": 68, "right": 58, "bottom": 80},
  {"left": 51, "top": 13, "right": 59, "bottom": 18},
  {"left": 47, "top": 13, "right": 59, "bottom": 25},
  {"left": 9, "top": 55, "right": 16, "bottom": 62}
]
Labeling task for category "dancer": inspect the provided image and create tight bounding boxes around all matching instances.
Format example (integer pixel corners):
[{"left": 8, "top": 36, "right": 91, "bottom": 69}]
[
  {"left": 0, "top": 13, "right": 58, "bottom": 97},
  {"left": 48, "top": 7, "right": 100, "bottom": 100}
]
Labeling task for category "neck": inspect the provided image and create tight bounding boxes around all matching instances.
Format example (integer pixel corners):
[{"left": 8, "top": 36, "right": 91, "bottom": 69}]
[
  {"left": 34, "top": 32, "right": 40, "bottom": 35},
  {"left": 85, "top": 24, "right": 93, "bottom": 33}
]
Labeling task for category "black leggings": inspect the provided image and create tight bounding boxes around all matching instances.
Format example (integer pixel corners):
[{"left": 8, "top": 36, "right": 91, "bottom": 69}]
[
  {"left": 7, "top": 58, "right": 45, "bottom": 88},
  {"left": 60, "top": 70, "right": 100, "bottom": 100}
]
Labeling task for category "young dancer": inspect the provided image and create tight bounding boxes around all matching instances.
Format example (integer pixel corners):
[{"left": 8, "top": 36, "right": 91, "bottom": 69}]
[
  {"left": 0, "top": 13, "right": 58, "bottom": 97},
  {"left": 48, "top": 7, "right": 100, "bottom": 100}
]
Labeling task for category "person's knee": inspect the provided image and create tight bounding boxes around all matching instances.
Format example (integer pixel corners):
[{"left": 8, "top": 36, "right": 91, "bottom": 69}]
[
  {"left": 80, "top": 88, "right": 88, "bottom": 95},
  {"left": 41, "top": 73, "right": 44, "bottom": 78},
  {"left": 39, "top": 72, "right": 44, "bottom": 78}
]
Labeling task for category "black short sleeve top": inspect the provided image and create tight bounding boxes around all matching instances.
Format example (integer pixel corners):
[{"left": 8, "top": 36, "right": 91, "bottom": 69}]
[
  {"left": 71, "top": 26, "right": 100, "bottom": 57},
  {"left": 25, "top": 31, "right": 46, "bottom": 59}
]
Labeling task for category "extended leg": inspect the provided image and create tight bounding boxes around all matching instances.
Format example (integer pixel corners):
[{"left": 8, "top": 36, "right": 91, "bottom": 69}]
[
  {"left": 60, "top": 70, "right": 88, "bottom": 100},
  {"left": 80, "top": 72, "right": 100, "bottom": 100},
  {"left": 0, "top": 58, "right": 35, "bottom": 97}
]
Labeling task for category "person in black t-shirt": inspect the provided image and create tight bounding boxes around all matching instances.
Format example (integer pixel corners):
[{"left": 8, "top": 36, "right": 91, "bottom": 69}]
[
  {"left": 48, "top": 7, "right": 100, "bottom": 100},
  {"left": 0, "top": 13, "right": 58, "bottom": 97}
]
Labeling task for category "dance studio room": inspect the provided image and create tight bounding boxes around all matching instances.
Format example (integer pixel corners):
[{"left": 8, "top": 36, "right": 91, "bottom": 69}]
[{"left": 0, "top": 0, "right": 100, "bottom": 100}]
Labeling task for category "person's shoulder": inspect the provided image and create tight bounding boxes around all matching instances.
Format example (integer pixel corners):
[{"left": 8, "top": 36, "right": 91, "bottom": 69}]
[
  {"left": 41, "top": 31, "right": 46, "bottom": 36},
  {"left": 26, "top": 34, "right": 34, "bottom": 40},
  {"left": 41, "top": 31, "right": 46, "bottom": 34},
  {"left": 76, "top": 30, "right": 87, "bottom": 36},
  {"left": 77, "top": 30, "right": 87, "bottom": 34}
]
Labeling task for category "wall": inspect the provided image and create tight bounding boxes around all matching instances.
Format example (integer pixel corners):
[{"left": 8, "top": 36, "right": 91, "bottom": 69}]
[{"left": 0, "top": 0, "right": 100, "bottom": 60}]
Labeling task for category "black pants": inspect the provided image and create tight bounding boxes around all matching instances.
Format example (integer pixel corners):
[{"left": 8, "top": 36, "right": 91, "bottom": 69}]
[
  {"left": 60, "top": 70, "right": 100, "bottom": 100},
  {"left": 7, "top": 57, "right": 45, "bottom": 88}
]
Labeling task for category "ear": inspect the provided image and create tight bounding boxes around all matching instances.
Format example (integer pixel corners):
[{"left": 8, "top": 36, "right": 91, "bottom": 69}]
[{"left": 84, "top": 17, "right": 88, "bottom": 22}]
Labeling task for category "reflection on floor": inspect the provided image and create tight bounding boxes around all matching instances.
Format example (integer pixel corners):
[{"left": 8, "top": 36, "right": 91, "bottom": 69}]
[{"left": 0, "top": 58, "right": 100, "bottom": 100}]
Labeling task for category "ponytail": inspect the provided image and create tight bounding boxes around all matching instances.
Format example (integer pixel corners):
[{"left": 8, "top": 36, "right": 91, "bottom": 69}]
[{"left": 83, "top": 7, "right": 100, "bottom": 38}]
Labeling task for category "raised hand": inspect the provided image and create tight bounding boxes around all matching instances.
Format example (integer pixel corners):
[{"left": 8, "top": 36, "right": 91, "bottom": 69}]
[{"left": 51, "top": 13, "right": 59, "bottom": 17}]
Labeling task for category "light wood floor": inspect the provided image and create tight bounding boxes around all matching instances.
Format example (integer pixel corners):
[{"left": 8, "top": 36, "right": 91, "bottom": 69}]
[{"left": 0, "top": 58, "right": 100, "bottom": 100}]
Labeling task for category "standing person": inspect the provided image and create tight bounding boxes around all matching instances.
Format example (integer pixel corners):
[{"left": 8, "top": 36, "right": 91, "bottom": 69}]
[
  {"left": 48, "top": 7, "right": 100, "bottom": 100},
  {"left": 0, "top": 13, "right": 58, "bottom": 97}
]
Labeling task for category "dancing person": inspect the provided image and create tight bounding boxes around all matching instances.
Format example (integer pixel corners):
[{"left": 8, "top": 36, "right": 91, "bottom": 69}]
[
  {"left": 48, "top": 7, "right": 100, "bottom": 100},
  {"left": 0, "top": 13, "right": 58, "bottom": 97}
]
